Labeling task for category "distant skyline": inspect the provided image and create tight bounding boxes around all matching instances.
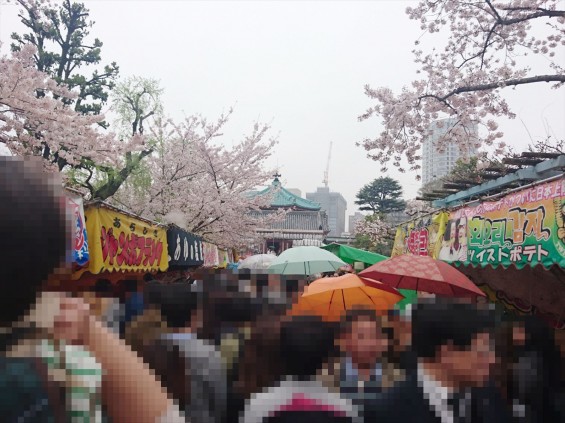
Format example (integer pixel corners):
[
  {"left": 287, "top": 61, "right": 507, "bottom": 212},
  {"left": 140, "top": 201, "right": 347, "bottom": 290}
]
[{"left": 1, "top": 1, "right": 563, "bottom": 218}]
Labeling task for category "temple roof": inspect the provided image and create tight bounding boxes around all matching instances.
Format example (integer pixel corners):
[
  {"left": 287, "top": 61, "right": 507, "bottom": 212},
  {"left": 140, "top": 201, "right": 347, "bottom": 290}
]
[{"left": 250, "top": 176, "right": 321, "bottom": 211}]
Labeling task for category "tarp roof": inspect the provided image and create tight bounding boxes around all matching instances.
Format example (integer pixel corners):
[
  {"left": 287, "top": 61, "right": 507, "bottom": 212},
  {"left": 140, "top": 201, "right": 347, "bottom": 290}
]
[{"left": 321, "top": 243, "right": 388, "bottom": 266}]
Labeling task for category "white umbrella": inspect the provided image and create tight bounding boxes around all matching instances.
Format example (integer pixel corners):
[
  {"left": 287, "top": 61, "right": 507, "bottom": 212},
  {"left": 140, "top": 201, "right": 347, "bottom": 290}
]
[
  {"left": 268, "top": 246, "right": 346, "bottom": 276},
  {"left": 239, "top": 254, "right": 276, "bottom": 270}
]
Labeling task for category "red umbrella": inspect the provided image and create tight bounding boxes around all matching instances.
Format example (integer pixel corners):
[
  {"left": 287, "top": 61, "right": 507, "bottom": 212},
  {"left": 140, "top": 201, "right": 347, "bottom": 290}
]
[{"left": 359, "top": 254, "right": 485, "bottom": 297}]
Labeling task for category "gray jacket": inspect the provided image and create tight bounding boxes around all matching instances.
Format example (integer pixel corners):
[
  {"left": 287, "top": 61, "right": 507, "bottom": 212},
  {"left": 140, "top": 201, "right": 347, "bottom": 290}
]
[{"left": 159, "top": 333, "right": 227, "bottom": 423}]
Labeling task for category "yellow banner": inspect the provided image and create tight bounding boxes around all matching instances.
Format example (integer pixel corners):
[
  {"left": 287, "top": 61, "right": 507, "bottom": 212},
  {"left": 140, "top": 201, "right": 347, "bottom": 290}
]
[
  {"left": 392, "top": 211, "right": 449, "bottom": 259},
  {"left": 85, "top": 206, "right": 168, "bottom": 274}
]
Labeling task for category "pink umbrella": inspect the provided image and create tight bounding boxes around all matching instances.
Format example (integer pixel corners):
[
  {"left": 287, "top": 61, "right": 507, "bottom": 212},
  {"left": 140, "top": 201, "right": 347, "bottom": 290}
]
[{"left": 359, "top": 254, "right": 485, "bottom": 297}]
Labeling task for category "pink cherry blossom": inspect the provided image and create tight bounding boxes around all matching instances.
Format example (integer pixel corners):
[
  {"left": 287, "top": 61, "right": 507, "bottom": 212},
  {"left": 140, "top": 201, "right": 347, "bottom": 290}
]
[
  {"left": 112, "top": 113, "right": 283, "bottom": 248},
  {"left": 359, "top": 1, "right": 565, "bottom": 176}
]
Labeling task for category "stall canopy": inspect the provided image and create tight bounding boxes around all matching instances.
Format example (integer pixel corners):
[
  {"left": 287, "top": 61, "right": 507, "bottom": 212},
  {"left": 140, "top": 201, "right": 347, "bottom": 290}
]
[
  {"left": 166, "top": 225, "right": 204, "bottom": 267},
  {"left": 84, "top": 202, "right": 169, "bottom": 274},
  {"left": 321, "top": 243, "right": 388, "bottom": 267},
  {"left": 393, "top": 174, "right": 565, "bottom": 329}
]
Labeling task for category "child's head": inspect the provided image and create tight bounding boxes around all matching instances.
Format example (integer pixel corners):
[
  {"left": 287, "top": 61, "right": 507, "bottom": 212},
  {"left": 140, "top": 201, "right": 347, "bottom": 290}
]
[{"left": 339, "top": 308, "right": 391, "bottom": 367}]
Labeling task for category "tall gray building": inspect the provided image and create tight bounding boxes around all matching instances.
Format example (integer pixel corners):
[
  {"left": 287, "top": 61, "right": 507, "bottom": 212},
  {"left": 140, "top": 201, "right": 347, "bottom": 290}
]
[
  {"left": 348, "top": 212, "right": 365, "bottom": 235},
  {"left": 306, "top": 187, "right": 347, "bottom": 237},
  {"left": 422, "top": 117, "right": 478, "bottom": 185}
]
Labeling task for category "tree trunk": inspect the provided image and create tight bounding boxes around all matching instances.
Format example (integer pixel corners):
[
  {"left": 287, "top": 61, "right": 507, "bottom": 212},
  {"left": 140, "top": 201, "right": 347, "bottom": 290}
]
[{"left": 91, "top": 149, "right": 152, "bottom": 200}]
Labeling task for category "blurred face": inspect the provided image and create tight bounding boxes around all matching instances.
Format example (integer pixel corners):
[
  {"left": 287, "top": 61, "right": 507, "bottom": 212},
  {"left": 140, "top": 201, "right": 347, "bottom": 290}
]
[
  {"left": 512, "top": 324, "right": 526, "bottom": 346},
  {"left": 342, "top": 318, "right": 388, "bottom": 367},
  {"left": 458, "top": 218, "right": 467, "bottom": 239},
  {"left": 440, "top": 332, "right": 495, "bottom": 388}
]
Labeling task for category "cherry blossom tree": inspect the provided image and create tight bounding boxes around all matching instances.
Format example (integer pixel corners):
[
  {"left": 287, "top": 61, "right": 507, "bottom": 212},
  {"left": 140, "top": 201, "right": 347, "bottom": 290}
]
[
  {"left": 359, "top": 0, "right": 565, "bottom": 177},
  {"left": 112, "top": 112, "right": 282, "bottom": 247},
  {"left": 354, "top": 214, "right": 392, "bottom": 251},
  {"left": 0, "top": 44, "right": 138, "bottom": 173}
]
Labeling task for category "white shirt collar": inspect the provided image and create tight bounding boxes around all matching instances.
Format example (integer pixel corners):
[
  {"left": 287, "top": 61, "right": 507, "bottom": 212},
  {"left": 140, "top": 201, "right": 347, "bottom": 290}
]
[{"left": 417, "top": 363, "right": 455, "bottom": 423}]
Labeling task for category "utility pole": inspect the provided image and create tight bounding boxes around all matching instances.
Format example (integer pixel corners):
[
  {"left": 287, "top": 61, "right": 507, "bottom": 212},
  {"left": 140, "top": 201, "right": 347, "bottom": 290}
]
[{"left": 322, "top": 141, "right": 333, "bottom": 188}]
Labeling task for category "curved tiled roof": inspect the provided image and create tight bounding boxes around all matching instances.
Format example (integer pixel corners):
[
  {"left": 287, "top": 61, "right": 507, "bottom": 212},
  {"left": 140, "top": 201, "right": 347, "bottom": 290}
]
[{"left": 250, "top": 177, "right": 321, "bottom": 211}]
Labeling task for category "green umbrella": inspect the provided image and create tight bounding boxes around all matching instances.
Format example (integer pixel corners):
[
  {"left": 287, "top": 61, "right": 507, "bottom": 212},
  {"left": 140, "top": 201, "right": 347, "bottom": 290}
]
[
  {"left": 268, "top": 246, "right": 346, "bottom": 276},
  {"left": 394, "top": 289, "right": 418, "bottom": 311}
]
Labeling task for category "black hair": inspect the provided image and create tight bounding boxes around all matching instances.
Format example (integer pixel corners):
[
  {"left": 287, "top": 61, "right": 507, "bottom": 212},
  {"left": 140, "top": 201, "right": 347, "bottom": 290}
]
[
  {"left": 0, "top": 159, "right": 67, "bottom": 326},
  {"left": 93, "top": 279, "right": 113, "bottom": 297},
  {"left": 155, "top": 283, "right": 198, "bottom": 329},
  {"left": 279, "top": 316, "right": 338, "bottom": 379},
  {"left": 411, "top": 301, "right": 496, "bottom": 359},
  {"left": 518, "top": 316, "right": 563, "bottom": 390},
  {"left": 121, "top": 279, "right": 138, "bottom": 292},
  {"left": 211, "top": 294, "right": 263, "bottom": 324},
  {"left": 284, "top": 278, "right": 299, "bottom": 295}
]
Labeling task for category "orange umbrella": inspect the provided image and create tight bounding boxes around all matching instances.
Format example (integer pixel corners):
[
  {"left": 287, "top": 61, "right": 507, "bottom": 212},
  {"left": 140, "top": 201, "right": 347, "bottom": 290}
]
[
  {"left": 290, "top": 273, "right": 404, "bottom": 321},
  {"left": 359, "top": 254, "right": 485, "bottom": 297}
]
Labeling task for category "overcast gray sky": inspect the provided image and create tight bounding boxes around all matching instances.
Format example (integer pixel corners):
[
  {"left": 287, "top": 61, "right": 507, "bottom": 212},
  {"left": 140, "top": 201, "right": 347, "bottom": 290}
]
[{"left": 1, "top": 0, "right": 564, "bottom": 229}]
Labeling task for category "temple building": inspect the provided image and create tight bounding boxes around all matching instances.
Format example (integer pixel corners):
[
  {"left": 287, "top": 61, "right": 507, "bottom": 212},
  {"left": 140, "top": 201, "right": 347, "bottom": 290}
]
[{"left": 248, "top": 175, "right": 330, "bottom": 254}]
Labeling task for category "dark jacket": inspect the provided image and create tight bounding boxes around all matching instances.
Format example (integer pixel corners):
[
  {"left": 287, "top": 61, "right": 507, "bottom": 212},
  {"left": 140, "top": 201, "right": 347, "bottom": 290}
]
[{"left": 371, "top": 371, "right": 512, "bottom": 423}]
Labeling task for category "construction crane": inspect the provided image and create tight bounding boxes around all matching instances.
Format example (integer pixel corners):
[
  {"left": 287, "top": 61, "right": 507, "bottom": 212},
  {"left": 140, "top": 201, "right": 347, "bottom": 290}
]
[{"left": 322, "top": 141, "right": 333, "bottom": 188}]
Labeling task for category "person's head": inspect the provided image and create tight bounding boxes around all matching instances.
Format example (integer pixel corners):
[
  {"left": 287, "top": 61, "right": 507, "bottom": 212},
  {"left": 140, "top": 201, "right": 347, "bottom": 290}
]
[
  {"left": 153, "top": 282, "right": 198, "bottom": 330},
  {"left": 279, "top": 315, "right": 338, "bottom": 379},
  {"left": 1, "top": 158, "right": 68, "bottom": 326},
  {"left": 339, "top": 308, "right": 391, "bottom": 367},
  {"left": 512, "top": 315, "right": 560, "bottom": 357},
  {"left": 457, "top": 217, "right": 467, "bottom": 240},
  {"left": 412, "top": 300, "right": 496, "bottom": 388},
  {"left": 121, "top": 278, "right": 138, "bottom": 293},
  {"left": 92, "top": 279, "right": 114, "bottom": 298}
]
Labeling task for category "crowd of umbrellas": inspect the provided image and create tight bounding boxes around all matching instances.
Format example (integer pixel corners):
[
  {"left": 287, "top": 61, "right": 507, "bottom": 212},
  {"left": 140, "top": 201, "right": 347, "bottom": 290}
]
[{"left": 237, "top": 246, "right": 486, "bottom": 321}]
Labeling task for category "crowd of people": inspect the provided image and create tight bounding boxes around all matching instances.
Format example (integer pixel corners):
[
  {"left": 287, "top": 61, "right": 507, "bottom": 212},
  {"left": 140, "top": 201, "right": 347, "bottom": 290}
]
[{"left": 1, "top": 157, "right": 564, "bottom": 423}]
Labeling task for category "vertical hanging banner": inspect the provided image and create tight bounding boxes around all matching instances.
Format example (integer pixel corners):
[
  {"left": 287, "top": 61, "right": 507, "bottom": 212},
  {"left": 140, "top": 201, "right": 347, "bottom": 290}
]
[
  {"left": 84, "top": 205, "right": 168, "bottom": 274},
  {"left": 67, "top": 193, "right": 89, "bottom": 267},
  {"left": 448, "top": 177, "right": 565, "bottom": 268},
  {"left": 392, "top": 211, "right": 449, "bottom": 258},
  {"left": 166, "top": 226, "right": 204, "bottom": 267},
  {"left": 202, "top": 242, "right": 220, "bottom": 267}
]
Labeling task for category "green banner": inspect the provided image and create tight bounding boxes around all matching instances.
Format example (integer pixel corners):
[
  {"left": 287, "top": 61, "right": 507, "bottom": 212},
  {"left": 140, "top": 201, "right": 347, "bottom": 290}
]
[{"left": 445, "top": 177, "right": 565, "bottom": 269}]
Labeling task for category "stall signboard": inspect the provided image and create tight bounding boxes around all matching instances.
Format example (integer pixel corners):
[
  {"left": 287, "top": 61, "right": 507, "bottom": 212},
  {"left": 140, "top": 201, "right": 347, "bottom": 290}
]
[
  {"left": 167, "top": 226, "right": 204, "bottom": 267},
  {"left": 67, "top": 193, "right": 89, "bottom": 267},
  {"left": 84, "top": 206, "right": 168, "bottom": 273},
  {"left": 392, "top": 211, "right": 449, "bottom": 259},
  {"left": 202, "top": 242, "right": 220, "bottom": 267},
  {"left": 446, "top": 177, "right": 565, "bottom": 269}
]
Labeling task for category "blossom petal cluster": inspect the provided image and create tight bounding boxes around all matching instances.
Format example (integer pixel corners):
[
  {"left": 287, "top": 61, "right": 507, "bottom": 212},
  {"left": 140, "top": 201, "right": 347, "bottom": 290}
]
[
  {"left": 354, "top": 216, "right": 390, "bottom": 246},
  {"left": 359, "top": 0, "right": 565, "bottom": 176},
  {"left": 113, "top": 113, "right": 280, "bottom": 248},
  {"left": 0, "top": 44, "right": 138, "bottom": 170}
]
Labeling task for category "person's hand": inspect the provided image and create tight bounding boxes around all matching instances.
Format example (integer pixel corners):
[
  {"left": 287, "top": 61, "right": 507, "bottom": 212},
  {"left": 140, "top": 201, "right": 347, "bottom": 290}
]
[{"left": 53, "top": 295, "right": 92, "bottom": 345}]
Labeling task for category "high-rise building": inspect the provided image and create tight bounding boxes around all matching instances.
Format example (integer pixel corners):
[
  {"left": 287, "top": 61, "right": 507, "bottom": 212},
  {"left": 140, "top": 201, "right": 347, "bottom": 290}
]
[
  {"left": 306, "top": 187, "right": 347, "bottom": 237},
  {"left": 421, "top": 118, "right": 478, "bottom": 185}
]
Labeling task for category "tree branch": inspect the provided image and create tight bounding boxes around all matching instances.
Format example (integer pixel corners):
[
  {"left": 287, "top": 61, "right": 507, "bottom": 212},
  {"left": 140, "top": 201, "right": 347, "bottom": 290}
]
[{"left": 423, "top": 74, "right": 565, "bottom": 103}]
